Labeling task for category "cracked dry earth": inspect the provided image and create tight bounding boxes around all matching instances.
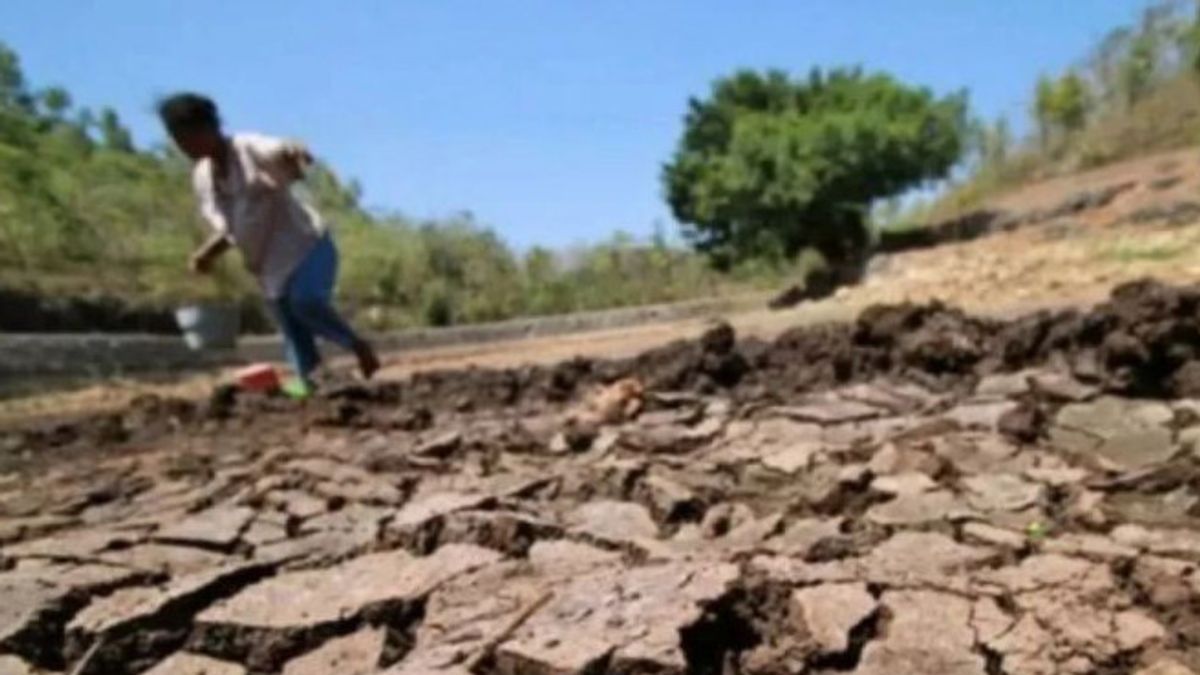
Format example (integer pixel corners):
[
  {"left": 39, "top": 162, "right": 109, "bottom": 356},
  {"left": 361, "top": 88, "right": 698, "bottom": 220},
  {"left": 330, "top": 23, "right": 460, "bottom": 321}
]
[{"left": 6, "top": 281, "right": 1200, "bottom": 674}]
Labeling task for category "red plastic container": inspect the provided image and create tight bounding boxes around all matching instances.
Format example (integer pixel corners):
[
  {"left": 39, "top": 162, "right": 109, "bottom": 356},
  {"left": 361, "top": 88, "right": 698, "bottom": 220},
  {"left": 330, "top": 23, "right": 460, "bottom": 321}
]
[{"left": 235, "top": 363, "right": 281, "bottom": 392}]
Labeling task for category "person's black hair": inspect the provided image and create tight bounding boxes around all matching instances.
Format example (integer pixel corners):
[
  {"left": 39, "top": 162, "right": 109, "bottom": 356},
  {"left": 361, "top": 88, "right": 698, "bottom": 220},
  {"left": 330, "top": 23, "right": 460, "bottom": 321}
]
[{"left": 157, "top": 92, "right": 221, "bottom": 134}]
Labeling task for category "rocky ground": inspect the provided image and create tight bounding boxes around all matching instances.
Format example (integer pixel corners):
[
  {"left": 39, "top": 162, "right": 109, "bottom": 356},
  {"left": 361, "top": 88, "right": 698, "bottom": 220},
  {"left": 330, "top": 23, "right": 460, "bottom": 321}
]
[{"left": 3, "top": 280, "right": 1200, "bottom": 674}]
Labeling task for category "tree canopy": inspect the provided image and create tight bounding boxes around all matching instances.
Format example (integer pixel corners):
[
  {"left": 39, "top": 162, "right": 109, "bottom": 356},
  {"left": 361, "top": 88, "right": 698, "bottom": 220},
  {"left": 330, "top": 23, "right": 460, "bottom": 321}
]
[
  {"left": 663, "top": 68, "right": 969, "bottom": 268},
  {"left": 1034, "top": 71, "right": 1092, "bottom": 146}
]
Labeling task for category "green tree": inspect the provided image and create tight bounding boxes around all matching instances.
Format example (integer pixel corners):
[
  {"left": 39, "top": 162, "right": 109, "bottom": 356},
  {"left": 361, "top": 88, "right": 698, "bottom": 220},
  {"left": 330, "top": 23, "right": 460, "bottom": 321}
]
[
  {"left": 1053, "top": 72, "right": 1091, "bottom": 132},
  {"left": 1033, "top": 75, "right": 1056, "bottom": 147},
  {"left": 1034, "top": 72, "right": 1091, "bottom": 145},
  {"left": 98, "top": 107, "right": 133, "bottom": 152},
  {"left": 1184, "top": 0, "right": 1200, "bottom": 75},
  {"left": 1120, "top": 32, "right": 1159, "bottom": 107},
  {"left": 38, "top": 87, "right": 72, "bottom": 121},
  {"left": 662, "top": 68, "right": 968, "bottom": 268},
  {"left": 0, "top": 42, "right": 29, "bottom": 110}
]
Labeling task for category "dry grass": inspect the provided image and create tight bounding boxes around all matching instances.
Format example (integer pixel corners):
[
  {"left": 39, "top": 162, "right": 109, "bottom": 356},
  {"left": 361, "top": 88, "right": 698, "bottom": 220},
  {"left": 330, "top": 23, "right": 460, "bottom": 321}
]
[{"left": 932, "top": 76, "right": 1200, "bottom": 221}]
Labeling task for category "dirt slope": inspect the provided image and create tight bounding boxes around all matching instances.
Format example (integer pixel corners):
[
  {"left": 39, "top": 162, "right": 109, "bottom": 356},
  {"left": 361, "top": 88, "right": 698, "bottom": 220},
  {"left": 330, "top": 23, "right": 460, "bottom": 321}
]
[{"left": 841, "top": 147, "right": 1200, "bottom": 313}]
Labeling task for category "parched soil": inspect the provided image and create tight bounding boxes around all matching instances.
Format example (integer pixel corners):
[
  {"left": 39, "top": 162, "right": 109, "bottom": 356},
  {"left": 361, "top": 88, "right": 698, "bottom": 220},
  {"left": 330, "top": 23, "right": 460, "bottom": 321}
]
[{"left": 3, "top": 280, "right": 1200, "bottom": 674}]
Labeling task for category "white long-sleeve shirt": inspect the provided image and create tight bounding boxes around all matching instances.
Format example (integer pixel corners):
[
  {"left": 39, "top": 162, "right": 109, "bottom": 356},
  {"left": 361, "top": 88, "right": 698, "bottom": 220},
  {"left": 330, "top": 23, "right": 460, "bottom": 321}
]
[{"left": 192, "top": 133, "right": 326, "bottom": 298}]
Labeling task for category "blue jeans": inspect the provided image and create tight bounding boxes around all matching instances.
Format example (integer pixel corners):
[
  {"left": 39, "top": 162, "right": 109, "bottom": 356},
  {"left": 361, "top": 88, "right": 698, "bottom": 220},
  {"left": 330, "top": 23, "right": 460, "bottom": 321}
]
[{"left": 267, "top": 235, "right": 362, "bottom": 380}]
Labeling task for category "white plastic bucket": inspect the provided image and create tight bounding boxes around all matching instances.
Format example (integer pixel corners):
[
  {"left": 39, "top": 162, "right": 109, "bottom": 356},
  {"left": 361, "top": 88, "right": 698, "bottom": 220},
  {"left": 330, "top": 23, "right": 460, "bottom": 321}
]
[{"left": 174, "top": 303, "right": 240, "bottom": 351}]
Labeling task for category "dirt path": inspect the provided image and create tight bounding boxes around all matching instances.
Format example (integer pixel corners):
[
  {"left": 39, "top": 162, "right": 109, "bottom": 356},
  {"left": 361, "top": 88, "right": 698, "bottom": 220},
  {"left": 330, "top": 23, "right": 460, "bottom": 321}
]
[{"left": 0, "top": 302, "right": 856, "bottom": 429}]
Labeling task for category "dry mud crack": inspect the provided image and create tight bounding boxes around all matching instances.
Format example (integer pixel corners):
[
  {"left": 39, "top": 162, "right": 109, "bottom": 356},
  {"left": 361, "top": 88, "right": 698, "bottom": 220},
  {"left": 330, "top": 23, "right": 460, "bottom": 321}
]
[{"left": 4, "top": 279, "right": 1200, "bottom": 673}]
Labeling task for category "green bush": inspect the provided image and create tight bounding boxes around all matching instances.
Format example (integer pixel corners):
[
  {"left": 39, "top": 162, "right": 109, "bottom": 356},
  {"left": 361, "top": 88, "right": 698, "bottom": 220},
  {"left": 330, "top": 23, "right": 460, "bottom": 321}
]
[{"left": 663, "top": 68, "right": 969, "bottom": 267}]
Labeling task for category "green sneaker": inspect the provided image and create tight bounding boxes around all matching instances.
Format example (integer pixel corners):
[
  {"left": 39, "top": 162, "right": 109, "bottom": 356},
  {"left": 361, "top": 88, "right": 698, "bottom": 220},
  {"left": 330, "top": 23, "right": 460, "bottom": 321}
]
[{"left": 281, "top": 378, "right": 314, "bottom": 400}]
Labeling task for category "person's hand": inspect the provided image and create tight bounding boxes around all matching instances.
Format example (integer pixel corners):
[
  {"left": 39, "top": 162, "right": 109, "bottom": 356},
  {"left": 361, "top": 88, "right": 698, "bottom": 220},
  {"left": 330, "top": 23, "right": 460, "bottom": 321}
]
[
  {"left": 288, "top": 143, "right": 313, "bottom": 168},
  {"left": 281, "top": 142, "right": 313, "bottom": 182},
  {"left": 189, "top": 250, "right": 215, "bottom": 275}
]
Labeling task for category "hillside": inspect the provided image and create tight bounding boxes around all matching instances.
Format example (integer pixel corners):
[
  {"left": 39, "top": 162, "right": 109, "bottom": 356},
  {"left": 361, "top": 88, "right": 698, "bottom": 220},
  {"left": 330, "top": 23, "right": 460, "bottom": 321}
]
[{"left": 844, "top": 146, "right": 1200, "bottom": 314}]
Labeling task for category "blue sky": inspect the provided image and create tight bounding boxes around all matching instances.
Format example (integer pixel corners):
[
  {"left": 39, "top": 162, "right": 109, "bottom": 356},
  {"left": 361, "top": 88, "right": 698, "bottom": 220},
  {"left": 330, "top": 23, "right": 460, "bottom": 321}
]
[{"left": 1, "top": 1, "right": 1152, "bottom": 249}]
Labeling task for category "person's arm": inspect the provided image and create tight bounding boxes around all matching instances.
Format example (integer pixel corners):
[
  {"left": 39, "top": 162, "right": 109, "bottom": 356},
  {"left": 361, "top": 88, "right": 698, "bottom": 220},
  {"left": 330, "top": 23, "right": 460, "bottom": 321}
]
[
  {"left": 190, "top": 233, "right": 231, "bottom": 274},
  {"left": 190, "top": 164, "right": 234, "bottom": 274},
  {"left": 246, "top": 134, "right": 313, "bottom": 185},
  {"left": 279, "top": 141, "right": 314, "bottom": 182}
]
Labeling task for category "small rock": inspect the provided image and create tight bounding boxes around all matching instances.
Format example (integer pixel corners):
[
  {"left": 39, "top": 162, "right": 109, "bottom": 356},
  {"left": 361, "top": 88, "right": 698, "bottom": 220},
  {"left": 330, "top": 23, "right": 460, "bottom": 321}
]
[
  {"left": 282, "top": 627, "right": 384, "bottom": 675},
  {"left": 637, "top": 474, "right": 701, "bottom": 523},
  {"left": 998, "top": 403, "right": 1045, "bottom": 443},
  {"left": 241, "top": 518, "right": 290, "bottom": 549},
  {"left": 767, "top": 518, "right": 844, "bottom": 557},
  {"left": 574, "top": 378, "right": 644, "bottom": 426},
  {"left": 837, "top": 463, "right": 870, "bottom": 485},
  {"left": 196, "top": 545, "right": 500, "bottom": 671},
  {"left": 437, "top": 510, "right": 562, "bottom": 556},
  {"left": 415, "top": 432, "right": 463, "bottom": 459},
  {"left": 496, "top": 562, "right": 738, "bottom": 673},
  {"left": 868, "top": 443, "right": 943, "bottom": 477},
  {"left": 0, "top": 516, "right": 78, "bottom": 547},
  {"left": 527, "top": 540, "right": 621, "bottom": 575},
  {"left": 975, "top": 372, "right": 1033, "bottom": 398},
  {"left": 761, "top": 443, "right": 823, "bottom": 474},
  {"left": 1029, "top": 372, "right": 1097, "bottom": 402},
  {"left": 961, "top": 522, "right": 1026, "bottom": 550},
  {"left": 153, "top": 506, "right": 255, "bottom": 552},
  {"left": 721, "top": 513, "right": 783, "bottom": 550},
  {"left": 837, "top": 382, "right": 935, "bottom": 415},
  {"left": 142, "top": 653, "right": 246, "bottom": 675},
  {"left": 1, "top": 563, "right": 150, "bottom": 666},
  {"left": 1179, "top": 427, "right": 1200, "bottom": 456},
  {"left": 265, "top": 490, "right": 327, "bottom": 520},
  {"left": 773, "top": 399, "right": 881, "bottom": 425},
  {"left": 1111, "top": 525, "right": 1200, "bottom": 558},
  {"left": 69, "top": 561, "right": 272, "bottom": 640},
  {"left": 300, "top": 505, "right": 390, "bottom": 543},
  {"left": 930, "top": 434, "right": 1020, "bottom": 475},
  {"left": 1055, "top": 397, "right": 1177, "bottom": 471},
  {"left": 1040, "top": 533, "right": 1138, "bottom": 561},
  {"left": 866, "top": 491, "right": 970, "bottom": 526},
  {"left": 1137, "top": 659, "right": 1200, "bottom": 675},
  {"left": 1132, "top": 555, "right": 1198, "bottom": 608},
  {"left": 855, "top": 590, "right": 985, "bottom": 675},
  {"left": 700, "top": 503, "right": 755, "bottom": 539},
  {"left": 1067, "top": 489, "right": 1107, "bottom": 527},
  {"left": 1114, "top": 610, "right": 1167, "bottom": 651},
  {"left": 865, "top": 531, "right": 998, "bottom": 585},
  {"left": 568, "top": 500, "right": 659, "bottom": 543},
  {"left": 870, "top": 472, "right": 936, "bottom": 497},
  {"left": 1024, "top": 466, "right": 1089, "bottom": 487},
  {"left": 1111, "top": 523, "right": 1155, "bottom": 549},
  {"left": 790, "top": 582, "right": 876, "bottom": 654},
  {"left": 3, "top": 528, "right": 139, "bottom": 560},
  {"left": 941, "top": 400, "right": 1018, "bottom": 431},
  {"left": 971, "top": 597, "right": 1014, "bottom": 645},
  {"left": 962, "top": 474, "right": 1043, "bottom": 512},
  {"left": 388, "top": 492, "right": 494, "bottom": 534}
]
